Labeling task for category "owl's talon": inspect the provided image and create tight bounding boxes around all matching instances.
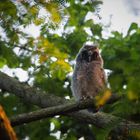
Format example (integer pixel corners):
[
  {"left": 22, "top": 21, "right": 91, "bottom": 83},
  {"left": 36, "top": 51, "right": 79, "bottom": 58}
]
[{"left": 80, "top": 95, "right": 91, "bottom": 100}]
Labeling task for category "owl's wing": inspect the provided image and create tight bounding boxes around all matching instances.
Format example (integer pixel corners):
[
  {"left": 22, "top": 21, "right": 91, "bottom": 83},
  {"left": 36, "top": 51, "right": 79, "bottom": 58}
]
[{"left": 100, "top": 68, "right": 107, "bottom": 86}]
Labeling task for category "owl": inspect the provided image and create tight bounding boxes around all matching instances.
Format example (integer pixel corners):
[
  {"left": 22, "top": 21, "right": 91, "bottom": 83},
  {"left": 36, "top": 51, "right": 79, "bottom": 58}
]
[{"left": 71, "top": 44, "right": 106, "bottom": 103}]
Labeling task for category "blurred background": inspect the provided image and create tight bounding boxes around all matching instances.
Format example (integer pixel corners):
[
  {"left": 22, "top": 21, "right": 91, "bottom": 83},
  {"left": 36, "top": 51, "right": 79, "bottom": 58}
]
[{"left": 0, "top": 0, "right": 140, "bottom": 139}]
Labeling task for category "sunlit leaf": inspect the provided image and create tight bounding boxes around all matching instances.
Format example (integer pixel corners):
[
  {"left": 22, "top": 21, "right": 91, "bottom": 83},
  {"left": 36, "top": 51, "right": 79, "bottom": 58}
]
[
  {"left": 128, "top": 130, "right": 140, "bottom": 139},
  {"left": 45, "top": 2, "right": 61, "bottom": 23},
  {"left": 95, "top": 90, "right": 112, "bottom": 107},
  {"left": 0, "top": 57, "right": 7, "bottom": 68},
  {"left": 127, "top": 91, "right": 138, "bottom": 100},
  {"left": 29, "top": 5, "right": 39, "bottom": 15},
  {"left": 34, "top": 18, "right": 45, "bottom": 25}
]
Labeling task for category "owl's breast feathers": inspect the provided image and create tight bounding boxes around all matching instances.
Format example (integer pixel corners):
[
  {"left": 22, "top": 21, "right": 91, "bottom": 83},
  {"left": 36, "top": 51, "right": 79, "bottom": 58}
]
[
  {"left": 74, "top": 62, "right": 105, "bottom": 99},
  {"left": 88, "top": 62, "right": 106, "bottom": 94}
]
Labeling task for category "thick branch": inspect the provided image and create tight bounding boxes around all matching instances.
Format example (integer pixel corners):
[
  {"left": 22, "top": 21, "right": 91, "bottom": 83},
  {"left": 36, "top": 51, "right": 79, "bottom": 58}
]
[
  {"left": 0, "top": 71, "right": 66, "bottom": 108},
  {"left": 11, "top": 99, "right": 95, "bottom": 126},
  {"left": 0, "top": 71, "right": 139, "bottom": 131},
  {"left": 11, "top": 99, "right": 140, "bottom": 131}
]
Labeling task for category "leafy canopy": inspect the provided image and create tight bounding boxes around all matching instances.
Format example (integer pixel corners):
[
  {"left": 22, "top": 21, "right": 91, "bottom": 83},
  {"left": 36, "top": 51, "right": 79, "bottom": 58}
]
[{"left": 0, "top": 0, "right": 140, "bottom": 139}]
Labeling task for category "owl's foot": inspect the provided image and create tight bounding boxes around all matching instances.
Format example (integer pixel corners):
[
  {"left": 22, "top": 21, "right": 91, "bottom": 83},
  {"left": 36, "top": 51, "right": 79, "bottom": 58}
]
[
  {"left": 80, "top": 95, "right": 91, "bottom": 100},
  {"left": 80, "top": 95, "right": 99, "bottom": 113}
]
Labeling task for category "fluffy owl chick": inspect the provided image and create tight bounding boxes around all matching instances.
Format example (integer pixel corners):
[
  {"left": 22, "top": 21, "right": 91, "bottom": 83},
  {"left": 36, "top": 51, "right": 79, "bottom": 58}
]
[{"left": 71, "top": 44, "right": 106, "bottom": 103}]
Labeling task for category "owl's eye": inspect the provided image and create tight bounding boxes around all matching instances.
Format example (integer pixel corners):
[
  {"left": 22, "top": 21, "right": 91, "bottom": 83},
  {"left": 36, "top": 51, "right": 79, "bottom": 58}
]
[
  {"left": 81, "top": 50, "right": 89, "bottom": 62},
  {"left": 90, "top": 51, "right": 98, "bottom": 61}
]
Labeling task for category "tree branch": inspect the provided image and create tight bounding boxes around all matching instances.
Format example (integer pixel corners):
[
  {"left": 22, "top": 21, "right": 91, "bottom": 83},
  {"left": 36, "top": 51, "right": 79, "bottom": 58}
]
[
  {"left": 0, "top": 71, "right": 66, "bottom": 108},
  {"left": 0, "top": 71, "right": 139, "bottom": 131},
  {"left": 11, "top": 99, "right": 95, "bottom": 126},
  {"left": 10, "top": 99, "right": 140, "bottom": 132}
]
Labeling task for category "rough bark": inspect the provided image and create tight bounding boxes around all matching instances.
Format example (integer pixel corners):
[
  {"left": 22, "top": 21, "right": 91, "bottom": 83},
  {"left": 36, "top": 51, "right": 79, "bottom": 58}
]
[
  {"left": 11, "top": 99, "right": 95, "bottom": 126},
  {"left": 0, "top": 71, "right": 66, "bottom": 108},
  {"left": 11, "top": 103, "right": 140, "bottom": 131},
  {"left": 0, "top": 71, "right": 140, "bottom": 131}
]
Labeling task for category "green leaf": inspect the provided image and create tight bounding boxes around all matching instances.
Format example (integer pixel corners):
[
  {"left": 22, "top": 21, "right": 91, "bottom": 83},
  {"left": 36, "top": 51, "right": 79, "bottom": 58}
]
[
  {"left": 0, "top": 1, "right": 17, "bottom": 17},
  {"left": 0, "top": 57, "right": 7, "bottom": 68},
  {"left": 127, "top": 22, "right": 138, "bottom": 35}
]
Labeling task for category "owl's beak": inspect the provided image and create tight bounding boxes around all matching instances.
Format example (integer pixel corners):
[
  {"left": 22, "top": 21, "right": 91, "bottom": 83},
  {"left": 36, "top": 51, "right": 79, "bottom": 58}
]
[
  {"left": 88, "top": 49, "right": 99, "bottom": 62},
  {"left": 93, "top": 51, "right": 98, "bottom": 59}
]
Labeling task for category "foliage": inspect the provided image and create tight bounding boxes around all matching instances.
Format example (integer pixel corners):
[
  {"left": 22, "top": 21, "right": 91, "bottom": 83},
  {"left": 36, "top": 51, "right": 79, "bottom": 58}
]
[
  {"left": 101, "top": 23, "right": 140, "bottom": 116},
  {"left": 0, "top": 0, "right": 140, "bottom": 139}
]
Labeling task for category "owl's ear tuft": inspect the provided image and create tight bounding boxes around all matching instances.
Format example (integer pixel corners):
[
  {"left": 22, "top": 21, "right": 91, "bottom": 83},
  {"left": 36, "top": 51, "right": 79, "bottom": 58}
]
[{"left": 83, "top": 44, "right": 98, "bottom": 50}]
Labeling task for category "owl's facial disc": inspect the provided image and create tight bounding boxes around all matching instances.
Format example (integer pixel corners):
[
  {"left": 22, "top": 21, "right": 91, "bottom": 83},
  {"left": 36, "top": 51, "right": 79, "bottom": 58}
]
[
  {"left": 81, "top": 50, "right": 99, "bottom": 62},
  {"left": 88, "top": 50, "right": 99, "bottom": 62}
]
